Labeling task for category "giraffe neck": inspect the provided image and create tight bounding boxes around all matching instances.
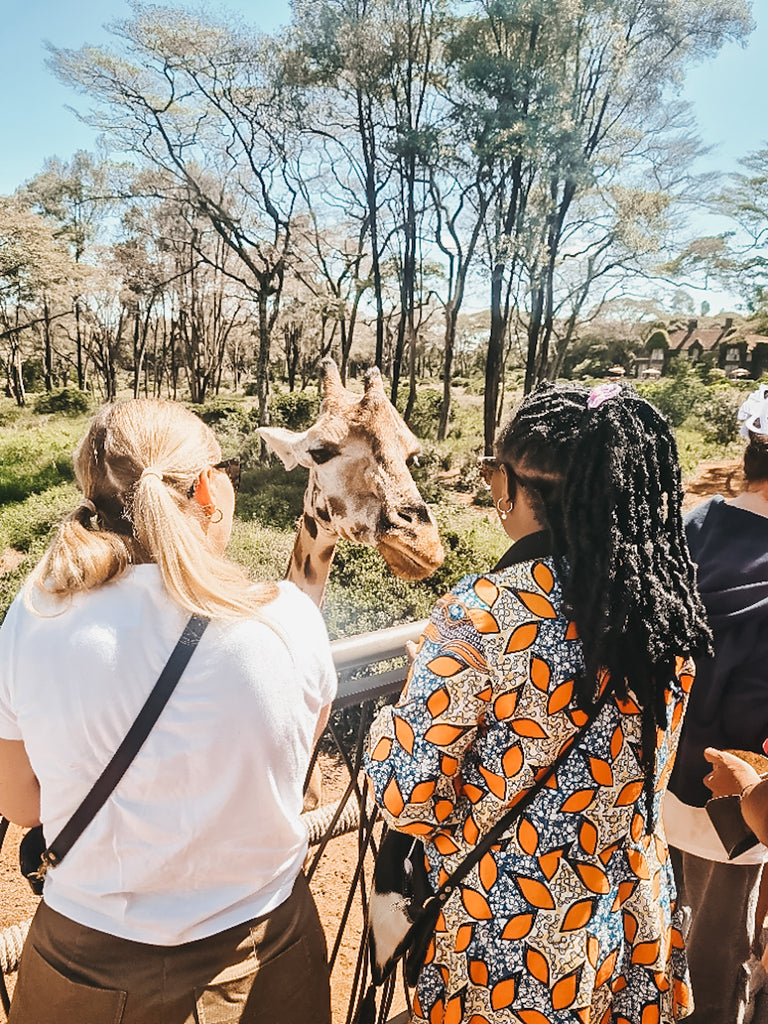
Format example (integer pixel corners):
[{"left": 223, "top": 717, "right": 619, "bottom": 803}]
[{"left": 285, "top": 512, "right": 338, "bottom": 609}]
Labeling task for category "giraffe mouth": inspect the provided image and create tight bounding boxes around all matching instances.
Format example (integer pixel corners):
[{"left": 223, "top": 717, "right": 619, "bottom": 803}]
[{"left": 377, "top": 534, "right": 445, "bottom": 580}]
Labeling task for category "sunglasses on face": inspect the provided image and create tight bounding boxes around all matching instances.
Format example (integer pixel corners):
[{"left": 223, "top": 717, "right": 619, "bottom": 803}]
[{"left": 214, "top": 458, "right": 241, "bottom": 494}]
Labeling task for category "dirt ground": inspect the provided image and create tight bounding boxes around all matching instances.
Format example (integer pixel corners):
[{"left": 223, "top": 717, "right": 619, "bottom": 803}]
[{"left": 0, "top": 459, "right": 742, "bottom": 1022}]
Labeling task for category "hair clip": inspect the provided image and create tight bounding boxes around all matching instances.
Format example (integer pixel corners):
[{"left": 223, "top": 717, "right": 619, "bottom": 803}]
[{"left": 587, "top": 382, "right": 622, "bottom": 410}]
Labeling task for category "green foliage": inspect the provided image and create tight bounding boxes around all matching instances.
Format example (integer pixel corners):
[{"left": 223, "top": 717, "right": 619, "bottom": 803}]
[
  {"left": 0, "top": 418, "right": 82, "bottom": 504},
  {"left": 398, "top": 387, "right": 443, "bottom": 440},
  {"left": 635, "top": 368, "right": 709, "bottom": 427},
  {"left": 0, "top": 483, "right": 80, "bottom": 620},
  {"left": 226, "top": 520, "right": 295, "bottom": 582},
  {"left": 408, "top": 444, "right": 453, "bottom": 503},
  {"left": 235, "top": 463, "right": 308, "bottom": 532},
  {"left": 192, "top": 396, "right": 249, "bottom": 427},
  {"left": 33, "top": 387, "right": 90, "bottom": 416},
  {"left": 564, "top": 337, "right": 639, "bottom": 379},
  {"left": 675, "top": 426, "right": 744, "bottom": 479},
  {"left": 323, "top": 501, "right": 505, "bottom": 639},
  {"left": 0, "top": 483, "right": 77, "bottom": 552},
  {"left": 269, "top": 389, "right": 321, "bottom": 431},
  {"left": 188, "top": 397, "right": 266, "bottom": 467},
  {"left": 645, "top": 329, "right": 670, "bottom": 350},
  {"left": 693, "top": 386, "right": 743, "bottom": 447}
]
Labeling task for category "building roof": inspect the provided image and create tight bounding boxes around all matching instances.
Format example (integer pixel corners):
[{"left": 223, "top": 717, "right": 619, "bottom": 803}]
[{"left": 668, "top": 323, "right": 735, "bottom": 353}]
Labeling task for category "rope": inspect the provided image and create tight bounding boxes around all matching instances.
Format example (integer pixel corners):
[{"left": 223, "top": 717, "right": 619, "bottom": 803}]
[
  {"left": 0, "top": 919, "right": 29, "bottom": 976},
  {"left": 303, "top": 797, "right": 361, "bottom": 846}
]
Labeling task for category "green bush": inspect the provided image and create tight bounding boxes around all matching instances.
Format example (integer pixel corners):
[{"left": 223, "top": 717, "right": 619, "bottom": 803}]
[
  {"left": 676, "top": 426, "right": 744, "bottom": 479},
  {"left": 0, "top": 483, "right": 77, "bottom": 552},
  {"left": 236, "top": 462, "right": 308, "bottom": 531},
  {"left": 635, "top": 368, "right": 709, "bottom": 427},
  {"left": 0, "top": 423, "right": 81, "bottom": 504},
  {"left": 408, "top": 444, "right": 452, "bottom": 504},
  {"left": 33, "top": 387, "right": 90, "bottom": 417},
  {"left": 269, "top": 389, "right": 320, "bottom": 431},
  {"left": 193, "top": 397, "right": 248, "bottom": 427},
  {"left": 397, "top": 387, "right": 443, "bottom": 441},
  {"left": 694, "top": 386, "right": 743, "bottom": 447}
]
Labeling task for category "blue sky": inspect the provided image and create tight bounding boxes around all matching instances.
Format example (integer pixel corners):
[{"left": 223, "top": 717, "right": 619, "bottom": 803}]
[
  {"left": 0, "top": 0, "right": 294, "bottom": 193},
  {"left": 2, "top": 0, "right": 766, "bottom": 312}
]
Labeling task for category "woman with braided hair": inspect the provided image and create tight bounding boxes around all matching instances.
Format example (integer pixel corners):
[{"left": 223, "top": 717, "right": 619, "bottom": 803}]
[{"left": 364, "top": 380, "right": 711, "bottom": 1023}]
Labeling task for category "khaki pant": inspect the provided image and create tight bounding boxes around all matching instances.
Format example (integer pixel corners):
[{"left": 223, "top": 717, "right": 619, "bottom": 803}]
[{"left": 9, "top": 873, "right": 330, "bottom": 1024}]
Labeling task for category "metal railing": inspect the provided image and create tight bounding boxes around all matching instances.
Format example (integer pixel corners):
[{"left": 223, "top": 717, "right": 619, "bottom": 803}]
[
  {"left": 0, "top": 619, "right": 427, "bottom": 1024},
  {"left": 305, "top": 620, "right": 427, "bottom": 1024}
]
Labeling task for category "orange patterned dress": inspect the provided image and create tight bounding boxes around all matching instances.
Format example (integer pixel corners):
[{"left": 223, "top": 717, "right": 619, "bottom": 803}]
[{"left": 364, "top": 545, "right": 694, "bottom": 1024}]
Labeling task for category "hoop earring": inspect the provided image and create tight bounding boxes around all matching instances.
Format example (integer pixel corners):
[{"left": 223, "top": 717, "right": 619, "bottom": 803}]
[
  {"left": 496, "top": 497, "right": 514, "bottom": 520},
  {"left": 209, "top": 507, "right": 223, "bottom": 524}
]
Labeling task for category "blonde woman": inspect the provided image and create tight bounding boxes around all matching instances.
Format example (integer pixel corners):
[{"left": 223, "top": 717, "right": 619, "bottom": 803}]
[{"left": 0, "top": 399, "right": 335, "bottom": 1024}]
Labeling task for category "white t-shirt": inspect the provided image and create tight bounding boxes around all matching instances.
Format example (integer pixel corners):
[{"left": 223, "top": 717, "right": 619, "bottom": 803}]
[{"left": 0, "top": 567, "right": 337, "bottom": 944}]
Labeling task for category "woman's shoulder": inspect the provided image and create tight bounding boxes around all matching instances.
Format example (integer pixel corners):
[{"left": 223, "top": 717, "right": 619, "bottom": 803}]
[
  {"left": 437, "top": 557, "right": 565, "bottom": 632},
  {"left": 262, "top": 581, "right": 330, "bottom": 634}
]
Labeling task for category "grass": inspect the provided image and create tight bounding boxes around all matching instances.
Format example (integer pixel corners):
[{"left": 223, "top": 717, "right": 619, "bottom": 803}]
[{"left": 676, "top": 425, "right": 744, "bottom": 480}]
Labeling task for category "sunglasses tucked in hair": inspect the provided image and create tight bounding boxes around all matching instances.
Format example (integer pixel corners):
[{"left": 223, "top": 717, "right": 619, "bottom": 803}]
[{"left": 214, "top": 458, "right": 241, "bottom": 494}]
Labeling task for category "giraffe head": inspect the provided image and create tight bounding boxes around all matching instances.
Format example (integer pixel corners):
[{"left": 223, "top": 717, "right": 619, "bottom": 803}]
[{"left": 258, "top": 359, "right": 444, "bottom": 580}]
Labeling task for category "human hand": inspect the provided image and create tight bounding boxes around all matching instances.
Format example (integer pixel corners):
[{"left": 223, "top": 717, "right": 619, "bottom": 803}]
[
  {"left": 405, "top": 641, "right": 418, "bottom": 663},
  {"left": 704, "top": 747, "right": 762, "bottom": 799}
]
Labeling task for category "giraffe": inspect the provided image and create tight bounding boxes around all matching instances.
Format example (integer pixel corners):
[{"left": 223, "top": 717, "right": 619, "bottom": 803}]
[
  {"left": 258, "top": 358, "right": 444, "bottom": 812},
  {"left": 257, "top": 358, "right": 445, "bottom": 608}
]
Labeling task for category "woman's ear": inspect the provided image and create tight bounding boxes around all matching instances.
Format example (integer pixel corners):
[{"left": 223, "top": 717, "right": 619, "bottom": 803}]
[
  {"left": 500, "top": 464, "right": 515, "bottom": 504},
  {"left": 193, "top": 470, "right": 214, "bottom": 512}
]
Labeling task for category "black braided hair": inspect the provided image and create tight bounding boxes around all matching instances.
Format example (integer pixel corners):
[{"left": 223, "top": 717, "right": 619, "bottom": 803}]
[{"left": 495, "top": 381, "right": 712, "bottom": 826}]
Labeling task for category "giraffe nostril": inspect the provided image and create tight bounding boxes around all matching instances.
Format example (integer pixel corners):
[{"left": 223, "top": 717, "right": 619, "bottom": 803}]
[{"left": 393, "top": 505, "right": 431, "bottom": 527}]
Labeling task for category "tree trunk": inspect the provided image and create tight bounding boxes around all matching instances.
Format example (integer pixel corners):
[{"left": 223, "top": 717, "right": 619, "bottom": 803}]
[
  {"left": 75, "top": 298, "right": 85, "bottom": 390},
  {"left": 255, "top": 290, "right": 272, "bottom": 427},
  {"left": 404, "top": 323, "right": 418, "bottom": 423},
  {"left": 43, "top": 296, "right": 53, "bottom": 391},
  {"left": 438, "top": 304, "right": 458, "bottom": 440},
  {"left": 484, "top": 268, "right": 507, "bottom": 453}
]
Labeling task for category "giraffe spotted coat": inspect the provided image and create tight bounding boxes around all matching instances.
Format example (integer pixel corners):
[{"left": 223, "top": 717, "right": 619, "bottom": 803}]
[{"left": 364, "top": 549, "right": 694, "bottom": 1024}]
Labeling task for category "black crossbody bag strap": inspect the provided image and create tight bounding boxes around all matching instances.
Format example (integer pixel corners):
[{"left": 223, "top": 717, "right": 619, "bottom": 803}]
[
  {"left": 44, "top": 614, "right": 209, "bottom": 870},
  {"left": 433, "top": 687, "right": 610, "bottom": 908}
]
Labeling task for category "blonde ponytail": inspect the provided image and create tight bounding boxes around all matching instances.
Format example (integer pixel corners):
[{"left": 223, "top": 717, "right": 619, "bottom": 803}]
[{"left": 27, "top": 399, "right": 279, "bottom": 619}]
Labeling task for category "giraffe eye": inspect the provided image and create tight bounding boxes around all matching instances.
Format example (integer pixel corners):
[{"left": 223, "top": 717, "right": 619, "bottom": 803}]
[
  {"left": 407, "top": 454, "right": 420, "bottom": 468},
  {"left": 309, "top": 443, "right": 341, "bottom": 465}
]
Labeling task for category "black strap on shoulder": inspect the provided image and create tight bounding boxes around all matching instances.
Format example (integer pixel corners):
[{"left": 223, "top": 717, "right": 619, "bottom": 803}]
[
  {"left": 432, "top": 687, "right": 610, "bottom": 907},
  {"left": 45, "top": 614, "right": 209, "bottom": 868}
]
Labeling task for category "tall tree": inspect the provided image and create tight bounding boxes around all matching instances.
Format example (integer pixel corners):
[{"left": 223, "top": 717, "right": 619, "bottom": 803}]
[
  {"left": 0, "top": 199, "right": 80, "bottom": 404},
  {"left": 51, "top": 5, "right": 302, "bottom": 423},
  {"left": 449, "top": 0, "right": 751, "bottom": 449},
  {"left": 23, "top": 151, "right": 110, "bottom": 389}
]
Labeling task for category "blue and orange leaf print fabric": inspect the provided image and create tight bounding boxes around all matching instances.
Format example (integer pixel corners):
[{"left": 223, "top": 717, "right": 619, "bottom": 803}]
[{"left": 364, "top": 557, "right": 694, "bottom": 1024}]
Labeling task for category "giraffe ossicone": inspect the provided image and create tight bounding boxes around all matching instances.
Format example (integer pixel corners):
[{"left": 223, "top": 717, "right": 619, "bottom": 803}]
[{"left": 258, "top": 358, "right": 445, "bottom": 607}]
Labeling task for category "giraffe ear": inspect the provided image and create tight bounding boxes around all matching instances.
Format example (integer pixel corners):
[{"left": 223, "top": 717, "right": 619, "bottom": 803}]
[
  {"left": 257, "top": 426, "right": 314, "bottom": 471},
  {"left": 319, "top": 358, "right": 345, "bottom": 404},
  {"left": 360, "top": 365, "right": 387, "bottom": 407},
  {"left": 363, "top": 366, "right": 385, "bottom": 393}
]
